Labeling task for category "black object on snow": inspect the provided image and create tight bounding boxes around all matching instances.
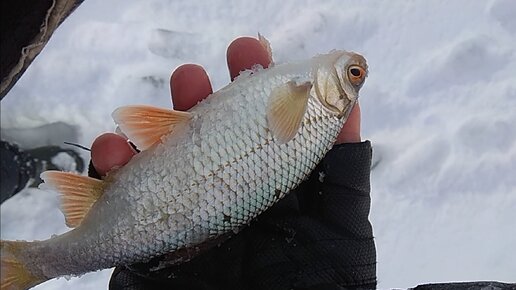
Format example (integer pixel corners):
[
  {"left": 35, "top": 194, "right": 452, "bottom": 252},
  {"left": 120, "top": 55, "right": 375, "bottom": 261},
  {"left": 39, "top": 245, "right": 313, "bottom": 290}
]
[
  {"left": 0, "top": 140, "right": 36, "bottom": 203},
  {"left": 0, "top": 0, "right": 83, "bottom": 99},
  {"left": 412, "top": 281, "right": 515, "bottom": 290},
  {"left": 0, "top": 140, "right": 85, "bottom": 204}
]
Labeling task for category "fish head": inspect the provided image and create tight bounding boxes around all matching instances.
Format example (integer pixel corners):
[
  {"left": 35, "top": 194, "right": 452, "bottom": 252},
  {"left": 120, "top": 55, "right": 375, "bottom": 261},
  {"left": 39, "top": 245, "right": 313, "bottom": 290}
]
[{"left": 313, "top": 51, "right": 368, "bottom": 118}]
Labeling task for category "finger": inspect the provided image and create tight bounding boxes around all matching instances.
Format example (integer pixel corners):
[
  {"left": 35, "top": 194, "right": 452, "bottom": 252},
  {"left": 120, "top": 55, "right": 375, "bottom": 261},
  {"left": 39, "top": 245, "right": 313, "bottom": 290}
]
[
  {"left": 227, "top": 37, "right": 272, "bottom": 81},
  {"left": 170, "top": 64, "right": 213, "bottom": 111},
  {"left": 335, "top": 103, "right": 361, "bottom": 144},
  {"left": 91, "top": 133, "right": 136, "bottom": 176}
]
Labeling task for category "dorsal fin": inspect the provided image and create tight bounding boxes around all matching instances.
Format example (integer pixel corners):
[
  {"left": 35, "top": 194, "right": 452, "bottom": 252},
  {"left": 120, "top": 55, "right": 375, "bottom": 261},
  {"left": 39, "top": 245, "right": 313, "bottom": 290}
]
[
  {"left": 112, "top": 105, "right": 192, "bottom": 150},
  {"left": 40, "top": 171, "right": 105, "bottom": 228},
  {"left": 267, "top": 80, "right": 312, "bottom": 143},
  {"left": 258, "top": 33, "right": 274, "bottom": 66}
]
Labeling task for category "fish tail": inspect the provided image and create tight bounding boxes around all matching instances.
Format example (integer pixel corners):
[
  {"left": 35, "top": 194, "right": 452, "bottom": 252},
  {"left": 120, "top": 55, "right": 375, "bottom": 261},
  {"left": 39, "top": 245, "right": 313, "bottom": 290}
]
[{"left": 1, "top": 240, "right": 48, "bottom": 290}]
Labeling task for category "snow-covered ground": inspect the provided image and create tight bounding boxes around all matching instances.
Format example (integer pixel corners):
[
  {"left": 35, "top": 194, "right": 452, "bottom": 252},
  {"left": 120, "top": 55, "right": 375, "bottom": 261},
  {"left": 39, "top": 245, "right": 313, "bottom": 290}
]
[{"left": 1, "top": 0, "right": 515, "bottom": 288}]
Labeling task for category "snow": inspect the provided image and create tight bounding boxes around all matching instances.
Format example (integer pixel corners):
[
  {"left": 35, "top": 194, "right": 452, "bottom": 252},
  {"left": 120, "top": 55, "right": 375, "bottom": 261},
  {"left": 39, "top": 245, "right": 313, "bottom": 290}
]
[{"left": 1, "top": 0, "right": 515, "bottom": 288}]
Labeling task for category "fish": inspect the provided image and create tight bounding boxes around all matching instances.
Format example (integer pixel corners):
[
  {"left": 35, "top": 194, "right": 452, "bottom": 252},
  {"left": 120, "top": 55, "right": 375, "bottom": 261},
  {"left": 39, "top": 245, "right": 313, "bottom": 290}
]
[{"left": 0, "top": 42, "right": 368, "bottom": 289}]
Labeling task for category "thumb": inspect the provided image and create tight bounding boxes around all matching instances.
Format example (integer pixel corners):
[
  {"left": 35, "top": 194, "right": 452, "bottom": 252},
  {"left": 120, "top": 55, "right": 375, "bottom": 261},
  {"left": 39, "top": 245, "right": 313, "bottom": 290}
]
[{"left": 335, "top": 103, "right": 361, "bottom": 144}]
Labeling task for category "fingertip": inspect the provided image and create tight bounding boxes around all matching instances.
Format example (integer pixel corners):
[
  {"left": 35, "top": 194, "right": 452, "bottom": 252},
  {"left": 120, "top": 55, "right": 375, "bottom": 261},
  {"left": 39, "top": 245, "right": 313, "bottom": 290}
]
[
  {"left": 170, "top": 64, "right": 213, "bottom": 111},
  {"left": 336, "top": 103, "right": 362, "bottom": 144},
  {"left": 91, "top": 133, "right": 136, "bottom": 176},
  {"left": 227, "top": 37, "right": 272, "bottom": 81}
]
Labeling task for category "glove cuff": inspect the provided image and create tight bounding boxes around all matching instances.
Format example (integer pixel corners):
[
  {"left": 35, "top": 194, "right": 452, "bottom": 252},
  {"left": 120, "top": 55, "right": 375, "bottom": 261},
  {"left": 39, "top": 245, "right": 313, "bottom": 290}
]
[{"left": 322, "top": 140, "right": 372, "bottom": 194}]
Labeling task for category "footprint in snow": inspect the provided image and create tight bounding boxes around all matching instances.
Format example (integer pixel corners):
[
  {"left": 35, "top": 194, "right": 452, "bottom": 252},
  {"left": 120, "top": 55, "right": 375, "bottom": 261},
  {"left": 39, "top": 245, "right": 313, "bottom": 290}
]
[
  {"left": 272, "top": 7, "right": 378, "bottom": 62},
  {"left": 406, "top": 36, "right": 509, "bottom": 97},
  {"left": 488, "top": 0, "right": 516, "bottom": 35},
  {"left": 457, "top": 117, "right": 515, "bottom": 155},
  {"left": 147, "top": 29, "right": 204, "bottom": 60}
]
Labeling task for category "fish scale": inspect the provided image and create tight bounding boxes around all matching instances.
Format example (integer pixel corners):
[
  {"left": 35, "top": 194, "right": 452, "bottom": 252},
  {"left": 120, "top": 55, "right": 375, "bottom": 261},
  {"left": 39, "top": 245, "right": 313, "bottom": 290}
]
[{"left": 1, "top": 50, "right": 367, "bottom": 289}]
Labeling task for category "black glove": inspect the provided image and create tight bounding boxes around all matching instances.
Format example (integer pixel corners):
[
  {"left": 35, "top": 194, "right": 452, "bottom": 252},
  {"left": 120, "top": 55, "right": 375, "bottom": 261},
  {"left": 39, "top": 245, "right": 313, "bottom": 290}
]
[{"left": 89, "top": 141, "right": 376, "bottom": 290}]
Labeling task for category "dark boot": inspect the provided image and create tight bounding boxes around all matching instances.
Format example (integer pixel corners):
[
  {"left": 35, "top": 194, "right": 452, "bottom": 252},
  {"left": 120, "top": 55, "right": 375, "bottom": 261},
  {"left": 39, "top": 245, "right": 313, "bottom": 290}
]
[{"left": 0, "top": 140, "right": 84, "bottom": 203}]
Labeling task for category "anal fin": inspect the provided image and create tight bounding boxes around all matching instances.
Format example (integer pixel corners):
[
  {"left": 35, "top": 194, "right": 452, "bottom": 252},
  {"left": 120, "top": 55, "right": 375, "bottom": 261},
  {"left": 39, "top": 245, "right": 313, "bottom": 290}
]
[
  {"left": 258, "top": 33, "right": 274, "bottom": 66},
  {"left": 40, "top": 171, "right": 105, "bottom": 228}
]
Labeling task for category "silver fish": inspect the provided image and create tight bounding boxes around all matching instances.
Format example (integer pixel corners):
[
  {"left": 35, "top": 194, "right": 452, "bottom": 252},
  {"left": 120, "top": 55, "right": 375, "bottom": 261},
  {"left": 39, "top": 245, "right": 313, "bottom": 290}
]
[{"left": 0, "top": 47, "right": 367, "bottom": 290}]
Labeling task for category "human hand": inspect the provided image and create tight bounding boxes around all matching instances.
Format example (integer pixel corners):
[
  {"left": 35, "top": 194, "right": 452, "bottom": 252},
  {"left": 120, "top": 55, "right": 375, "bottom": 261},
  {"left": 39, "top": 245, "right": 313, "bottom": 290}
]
[{"left": 90, "top": 36, "right": 361, "bottom": 176}]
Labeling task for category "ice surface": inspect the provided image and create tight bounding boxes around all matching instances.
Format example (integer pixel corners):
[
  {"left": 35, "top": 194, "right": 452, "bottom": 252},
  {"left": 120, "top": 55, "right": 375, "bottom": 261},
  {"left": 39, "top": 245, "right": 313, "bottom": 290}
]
[{"left": 1, "top": 0, "right": 515, "bottom": 289}]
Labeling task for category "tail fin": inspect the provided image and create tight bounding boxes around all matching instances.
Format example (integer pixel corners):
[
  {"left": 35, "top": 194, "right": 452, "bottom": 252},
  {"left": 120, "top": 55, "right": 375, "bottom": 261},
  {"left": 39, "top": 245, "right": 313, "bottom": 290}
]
[{"left": 1, "top": 240, "right": 47, "bottom": 290}]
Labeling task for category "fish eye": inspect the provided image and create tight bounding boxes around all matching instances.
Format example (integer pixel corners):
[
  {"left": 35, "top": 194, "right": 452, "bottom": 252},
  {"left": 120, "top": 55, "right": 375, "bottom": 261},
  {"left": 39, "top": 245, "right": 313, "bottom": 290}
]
[
  {"left": 350, "top": 68, "right": 361, "bottom": 77},
  {"left": 347, "top": 65, "right": 366, "bottom": 86}
]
